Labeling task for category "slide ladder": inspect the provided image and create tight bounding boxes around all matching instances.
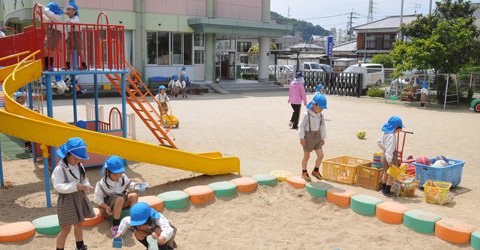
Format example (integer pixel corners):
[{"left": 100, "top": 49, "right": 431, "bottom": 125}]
[{"left": 105, "top": 60, "right": 176, "bottom": 148}]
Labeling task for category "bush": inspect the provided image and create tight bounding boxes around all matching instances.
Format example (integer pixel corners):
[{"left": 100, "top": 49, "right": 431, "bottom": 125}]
[
  {"left": 241, "top": 73, "right": 258, "bottom": 80},
  {"left": 371, "top": 54, "right": 394, "bottom": 68},
  {"left": 367, "top": 87, "right": 385, "bottom": 97}
]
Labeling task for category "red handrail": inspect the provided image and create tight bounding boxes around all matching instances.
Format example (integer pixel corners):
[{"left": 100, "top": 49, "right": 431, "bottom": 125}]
[
  {"left": 97, "top": 12, "right": 109, "bottom": 25},
  {"left": 0, "top": 27, "right": 18, "bottom": 34}
]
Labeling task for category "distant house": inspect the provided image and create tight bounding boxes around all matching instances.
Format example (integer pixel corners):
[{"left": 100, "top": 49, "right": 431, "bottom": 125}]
[
  {"left": 332, "top": 40, "right": 357, "bottom": 58},
  {"left": 353, "top": 15, "right": 417, "bottom": 59},
  {"left": 272, "top": 31, "right": 303, "bottom": 51},
  {"left": 309, "top": 35, "right": 323, "bottom": 46}
]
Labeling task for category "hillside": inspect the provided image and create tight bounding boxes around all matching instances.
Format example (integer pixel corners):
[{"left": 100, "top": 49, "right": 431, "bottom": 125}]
[{"left": 271, "top": 11, "right": 330, "bottom": 41}]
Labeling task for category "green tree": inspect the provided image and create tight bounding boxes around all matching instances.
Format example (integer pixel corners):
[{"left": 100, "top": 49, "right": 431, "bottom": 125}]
[
  {"left": 371, "top": 54, "right": 394, "bottom": 68},
  {"left": 390, "top": 0, "right": 480, "bottom": 103},
  {"left": 247, "top": 43, "right": 278, "bottom": 53}
]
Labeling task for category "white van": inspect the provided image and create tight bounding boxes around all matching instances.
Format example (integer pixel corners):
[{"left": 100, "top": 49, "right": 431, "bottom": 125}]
[
  {"left": 342, "top": 63, "right": 385, "bottom": 89},
  {"left": 300, "top": 62, "right": 324, "bottom": 72}
]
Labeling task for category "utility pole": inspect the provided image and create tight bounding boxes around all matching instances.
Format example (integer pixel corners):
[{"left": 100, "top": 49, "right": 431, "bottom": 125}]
[
  {"left": 288, "top": 6, "right": 290, "bottom": 18},
  {"left": 347, "top": 10, "right": 359, "bottom": 40},
  {"left": 367, "top": 0, "right": 374, "bottom": 22},
  {"left": 429, "top": 0, "right": 432, "bottom": 14},
  {"left": 399, "top": 0, "right": 404, "bottom": 39}
]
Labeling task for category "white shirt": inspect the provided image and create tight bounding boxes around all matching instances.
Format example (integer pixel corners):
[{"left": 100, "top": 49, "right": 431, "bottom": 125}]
[
  {"left": 421, "top": 87, "right": 428, "bottom": 95},
  {"left": 93, "top": 174, "right": 136, "bottom": 205},
  {"left": 51, "top": 161, "right": 90, "bottom": 194},
  {"left": 118, "top": 215, "right": 175, "bottom": 241},
  {"left": 42, "top": 6, "right": 64, "bottom": 31},
  {"left": 155, "top": 92, "right": 169, "bottom": 103},
  {"left": 298, "top": 109, "right": 326, "bottom": 139},
  {"left": 377, "top": 133, "right": 397, "bottom": 163},
  {"left": 66, "top": 15, "right": 80, "bottom": 33}
]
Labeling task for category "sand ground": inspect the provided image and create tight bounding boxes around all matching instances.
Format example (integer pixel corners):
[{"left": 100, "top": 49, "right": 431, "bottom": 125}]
[{"left": 0, "top": 91, "right": 479, "bottom": 250}]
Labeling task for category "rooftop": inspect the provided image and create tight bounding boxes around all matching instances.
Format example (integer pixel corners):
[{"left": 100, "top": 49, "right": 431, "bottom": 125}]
[{"left": 353, "top": 14, "right": 418, "bottom": 31}]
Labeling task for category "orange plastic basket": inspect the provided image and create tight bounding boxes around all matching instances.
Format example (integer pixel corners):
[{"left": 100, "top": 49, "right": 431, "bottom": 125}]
[
  {"left": 322, "top": 156, "right": 371, "bottom": 185},
  {"left": 356, "top": 162, "right": 383, "bottom": 190}
]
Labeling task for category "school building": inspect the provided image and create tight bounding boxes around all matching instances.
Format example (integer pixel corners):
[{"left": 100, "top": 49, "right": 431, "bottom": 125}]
[{"left": 1, "top": 0, "right": 291, "bottom": 82}]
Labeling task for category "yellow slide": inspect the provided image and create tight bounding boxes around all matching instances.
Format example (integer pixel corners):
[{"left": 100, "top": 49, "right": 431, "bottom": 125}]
[{"left": 0, "top": 52, "right": 240, "bottom": 175}]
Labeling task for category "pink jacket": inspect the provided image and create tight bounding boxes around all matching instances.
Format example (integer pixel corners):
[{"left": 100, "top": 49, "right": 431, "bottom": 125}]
[{"left": 288, "top": 77, "right": 307, "bottom": 105}]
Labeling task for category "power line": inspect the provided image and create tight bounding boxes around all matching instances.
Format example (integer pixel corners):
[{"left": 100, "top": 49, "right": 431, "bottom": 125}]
[{"left": 298, "top": 13, "right": 351, "bottom": 21}]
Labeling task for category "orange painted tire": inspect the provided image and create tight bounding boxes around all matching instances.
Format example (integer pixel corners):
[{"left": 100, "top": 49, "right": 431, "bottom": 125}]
[
  {"left": 326, "top": 188, "right": 357, "bottom": 207},
  {"left": 139, "top": 195, "right": 165, "bottom": 212},
  {"left": 435, "top": 218, "right": 476, "bottom": 244},
  {"left": 83, "top": 208, "right": 105, "bottom": 227},
  {"left": 375, "top": 202, "right": 410, "bottom": 224},
  {"left": 286, "top": 176, "right": 307, "bottom": 188},
  {"left": 0, "top": 221, "right": 36, "bottom": 242},
  {"left": 183, "top": 185, "right": 215, "bottom": 205},
  {"left": 230, "top": 177, "right": 258, "bottom": 193}
]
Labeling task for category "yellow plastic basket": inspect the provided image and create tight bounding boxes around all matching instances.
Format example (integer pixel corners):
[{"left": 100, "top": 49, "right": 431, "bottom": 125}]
[
  {"left": 424, "top": 181, "right": 452, "bottom": 204},
  {"left": 322, "top": 156, "right": 371, "bottom": 185},
  {"left": 387, "top": 165, "right": 402, "bottom": 178}
]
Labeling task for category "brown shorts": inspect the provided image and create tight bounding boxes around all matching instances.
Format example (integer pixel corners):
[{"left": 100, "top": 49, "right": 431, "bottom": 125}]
[
  {"left": 381, "top": 150, "right": 399, "bottom": 173},
  {"left": 66, "top": 31, "right": 81, "bottom": 51},
  {"left": 45, "top": 29, "right": 62, "bottom": 51},
  {"left": 98, "top": 193, "right": 127, "bottom": 218},
  {"left": 302, "top": 131, "right": 323, "bottom": 152},
  {"left": 420, "top": 93, "right": 427, "bottom": 102}
]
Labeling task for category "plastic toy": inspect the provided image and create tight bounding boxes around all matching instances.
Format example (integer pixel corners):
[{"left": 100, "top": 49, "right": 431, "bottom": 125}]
[
  {"left": 470, "top": 98, "right": 480, "bottom": 112},
  {"left": 435, "top": 155, "right": 447, "bottom": 162},
  {"left": 112, "top": 237, "right": 123, "bottom": 248},
  {"left": 357, "top": 130, "right": 366, "bottom": 139},
  {"left": 135, "top": 183, "right": 149, "bottom": 192},
  {"left": 162, "top": 101, "right": 179, "bottom": 128},
  {"left": 416, "top": 156, "right": 431, "bottom": 166}
]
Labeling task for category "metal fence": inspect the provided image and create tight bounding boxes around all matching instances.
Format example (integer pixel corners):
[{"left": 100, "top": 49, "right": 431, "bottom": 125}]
[{"left": 303, "top": 71, "right": 363, "bottom": 97}]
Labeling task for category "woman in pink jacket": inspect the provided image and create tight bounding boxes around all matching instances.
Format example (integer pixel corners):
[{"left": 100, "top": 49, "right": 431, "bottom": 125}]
[{"left": 288, "top": 72, "right": 307, "bottom": 129}]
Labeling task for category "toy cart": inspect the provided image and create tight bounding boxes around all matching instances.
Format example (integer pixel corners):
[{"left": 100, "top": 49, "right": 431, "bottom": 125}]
[
  {"left": 396, "top": 130, "right": 414, "bottom": 163},
  {"left": 162, "top": 101, "right": 179, "bottom": 128}
]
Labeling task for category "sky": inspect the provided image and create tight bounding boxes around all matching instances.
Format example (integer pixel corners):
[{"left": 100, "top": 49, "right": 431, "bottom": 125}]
[{"left": 271, "top": 0, "right": 480, "bottom": 32}]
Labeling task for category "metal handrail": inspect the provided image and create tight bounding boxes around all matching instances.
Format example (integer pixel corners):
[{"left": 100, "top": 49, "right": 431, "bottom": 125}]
[
  {"left": 12, "top": 50, "right": 40, "bottom": 81},
  {"left": 0, "top": 51, "right": 31, "bottom": 63}
]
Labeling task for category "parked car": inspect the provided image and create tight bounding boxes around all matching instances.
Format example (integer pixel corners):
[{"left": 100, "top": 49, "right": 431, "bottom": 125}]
[
  {"left": 318, "top": 63, "right": 333, "bottom": 73},
  {"left": 241, "top": 66, "right": 258, "bottom": 74},
  {"left": 300, "top": 62, "right": 325, "bottom": 72},
  {"left": 342, "top": 63, "right": 385, "bottom": 89}
]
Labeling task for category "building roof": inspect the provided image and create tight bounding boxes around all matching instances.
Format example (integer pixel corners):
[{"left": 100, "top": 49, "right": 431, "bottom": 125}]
[
  {"left": 332, "top": 40, "right": 357, "bottom": 52},
  {"left": 287, "top": 43, "right": 324, "bottom": 51},
  {"left": 354, "top": 15, "right": 417, "bottom": 31},
  {"left": 310, "top": 35, "right": 322, "bottom": 41}
]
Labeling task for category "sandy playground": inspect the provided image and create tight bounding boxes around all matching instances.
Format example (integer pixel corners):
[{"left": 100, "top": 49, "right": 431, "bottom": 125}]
[{"left": 0, "top": 91, "right": 479, "bottom": 250}]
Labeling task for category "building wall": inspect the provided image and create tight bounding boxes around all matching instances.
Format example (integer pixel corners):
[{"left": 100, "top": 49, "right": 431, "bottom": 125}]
[
  {"left": 145, "top": 0, "right": 206, "bottom": 17},
  {"left": 71, "top": 0, "right": 134, "bottom": 11},
  {"left": 216, "top": 0, "right": 261, "bottom": 22}
]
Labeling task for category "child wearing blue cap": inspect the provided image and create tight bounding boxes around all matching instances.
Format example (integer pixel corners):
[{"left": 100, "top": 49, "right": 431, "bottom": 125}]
[
  {"left": 377, "top": 116, "right": 405, "bottom": 197},
  {"left": 115, "top": 202, "right": 177, "bottom": 249},
  {"left": 65, "top": 2, "right": 86, "bottom": 70},
  {"left": 420, "top": 82, "right": 428, "bottom": 109},
  {"left": 51, "top": 137, "right": 95, "bottom": 250},
  {"left": 315, "top": 84, "right": 324, "bottom": 94},
  {"left": 52, "top": 75, "right": 69, "bottom": 94},
  {"left": 180, "top": 75, "right": 188, "bottom": 98},
  {"left": 36, "top": 2, "right": 64, "bottom": 71},
  {"left": 298, "top": 94, "right": 327, "bottom": 181},
  {"left": 93, "top": 155, "right": 139, "bottom": 237},
  {"left": 155, "top": 85, "right": 169, "bottom": 116},
  {"left": 168, "top": 75, "right": 181, "bottom": 99},
  {"left": 14, "top": 92, "right": 32, "bottom": 151}
]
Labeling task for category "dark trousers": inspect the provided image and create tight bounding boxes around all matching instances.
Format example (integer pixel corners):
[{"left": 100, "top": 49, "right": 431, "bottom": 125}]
[{"left": 290, "top": 104, "right": 301, "bottom": 128}]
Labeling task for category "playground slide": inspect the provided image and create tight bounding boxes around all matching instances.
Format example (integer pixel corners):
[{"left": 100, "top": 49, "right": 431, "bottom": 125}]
[{"left": 0, "top": 57, "right": 240, "bottom": 175}]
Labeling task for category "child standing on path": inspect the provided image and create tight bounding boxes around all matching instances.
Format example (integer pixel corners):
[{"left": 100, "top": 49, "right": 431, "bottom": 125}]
[
  {"left": 155, "top": 85, "right": 169, "bottom": 116},
  {"left": 51, "top": 137, "right": 95, "bottom": 250},
  {"left": 94, "top": 155, "right": 139, "bottom": 237},
  {"left": 377, "top": 116, "right": 405, "bottom": 197},
  {"left": 420, "top": 82, "right": 428, "bottom": 109},
  {"left": 115, "top": 202, "right": 177, "bottom": 250},
  {"left": 288, "top": 72, "right": 307, "bottom": 129},
  {"left": 298, "top": 94, "right": 327, "bottom": 181}
]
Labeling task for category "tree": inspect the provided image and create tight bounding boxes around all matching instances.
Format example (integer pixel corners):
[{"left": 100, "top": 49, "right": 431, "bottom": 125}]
[
  {"left": 371, "top": 54, "right": 394, "bottom": 68},
  {"left": 247, "top": 43, "right": 278, "bottom": 53},
  {"left": 390, "top": 0, "right": 480, "bottom": 103}
]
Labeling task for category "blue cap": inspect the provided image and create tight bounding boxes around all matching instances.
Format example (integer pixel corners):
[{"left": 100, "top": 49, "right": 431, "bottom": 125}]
[
  {"left": 130, "top": 202, "right": 160, "bottom": 226},
  {"left": 75, "top": 120, "right": 87, "bottom": 129},
  {"left": 14, "top": 92, "right": 25, "bottom": 99},
  {"left": 159, "top": 85, "right": 166, "bottom": 90},
  {"left": 56, "top": 137, "right": 89, "bottom": 160},
  {"left": 421, "top": 82, "right": 428, "bottom": 88},
  {"left": 381, "top": 116, "right": 405, "bottom": 133},
  {"left": 46, "top": 2, "right": 64, "bottom": 15},
  {"left": 65, "top": 3, "right": 79, "bottom": 16},
  {"left": 316, "top": 84, "right": 324, "bottom": 92},
  {"left": 54, "top": 75, "right": 63, "bottom": 82},
  {"left": 172, "top": 75, "right": 178, "bottom": 81},
  {"left": 296, "top": 71, "right": 302, "bottom": 77},
  {"left": 307, "top": 94, "right": 327, "bottom": 110},
  {"left": 101, "top": 155, "right": 125, "bottom": 175},
  {"left": 181, "top": 67, "right": 186, "bottom": 70},
  {"left": 181, "top": 75, "right": 186, "bottom": 81}
]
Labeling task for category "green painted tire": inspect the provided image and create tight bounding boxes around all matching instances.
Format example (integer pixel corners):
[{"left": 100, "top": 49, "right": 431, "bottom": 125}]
[
  {"left": 157, "top": 190, "right": 190, "bottom": 209},
  {"left": 403, "top": 209, "right": 441, "bottom": 234},
  {"left": 350, "top": 194, "right": 383, "bottom": 216},
  {"left": 207, "top": 181, "right": 237, "bottom": 197},
  {"left": 108, "top": 208, "right": 131, "bottom": 220},
  {"left": 32, "top": 214, "right": 60, "bottom": 235},
  {"left": 471, "top": 231, "right": 480, "bottom": 250},
  {"left": 251, "top": 174, "right": 277, "bottom": 186},
  {"left": 305, "top": 182, "right": 333, "bottom": 197}
]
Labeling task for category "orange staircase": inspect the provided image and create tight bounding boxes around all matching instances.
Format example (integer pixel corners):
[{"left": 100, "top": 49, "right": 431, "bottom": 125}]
[{"left": 105, "top": 60, "right": 176, "bottom": 148}]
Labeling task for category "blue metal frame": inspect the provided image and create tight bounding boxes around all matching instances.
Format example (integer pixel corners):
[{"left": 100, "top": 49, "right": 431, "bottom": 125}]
[
  {"left": 44, "top": 74, "right": 53, "bottom": 208},
  {"left": 0, "top": 141, "right": 3, "bottom": 187}
]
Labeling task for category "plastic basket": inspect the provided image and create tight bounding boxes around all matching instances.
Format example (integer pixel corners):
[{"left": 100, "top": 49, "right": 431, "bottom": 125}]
[
  {"left": 392, "top": 177, "right": 419, "bottom": 197},
  {"left": 322, "top": 156, "right": 371, "bottom": 185},
  {"left": 356, "top": 162, "right": 383, "bottom": 190},
  {"left": 423, "top": 181, "right": 451, "bottom": 204},
  {"left": 414, "top": 158, "right": 465, "bottom": 187}
]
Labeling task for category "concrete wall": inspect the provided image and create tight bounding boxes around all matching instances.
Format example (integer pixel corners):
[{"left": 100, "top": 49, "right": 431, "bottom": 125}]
[
  {"left": 216, "top": 0, "right": 261, "bottom": 22},
  {"left": 145, "top": 0, "right": 206, "bottom": 16}
]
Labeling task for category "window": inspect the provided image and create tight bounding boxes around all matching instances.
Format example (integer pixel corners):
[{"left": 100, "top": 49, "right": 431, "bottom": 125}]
[
  {"left": 146, "top": 32, "right": 194, "bottom": 65},
  {"left": 157, "top": 32, "right": 169, "bottom": 65},
  {"left": 366, "top": 35, "right": 376, "bottom": 49},
  {"left": 146, "top": 32, "right": 157, "bottom": 64},
  {"left": 172, "top": 33, "right": 182, "bottom": 65},
  {"left": 237, "top": 41, "right": 252, "bottom": 52},
  {"left": 383, "top": 34, "right": 395, "bottom": 49},
  {"left": 194, "top": 34, "right": 204, "bottom": 46},
  {"left": 184, "top": 34, "right": 192, "bottom": 65},
  {"left": 367, "top": 65, "right": 383, "bottom": 73},
  {"left": 194, "top": 50, "right": 204, "bottom": 64}
]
